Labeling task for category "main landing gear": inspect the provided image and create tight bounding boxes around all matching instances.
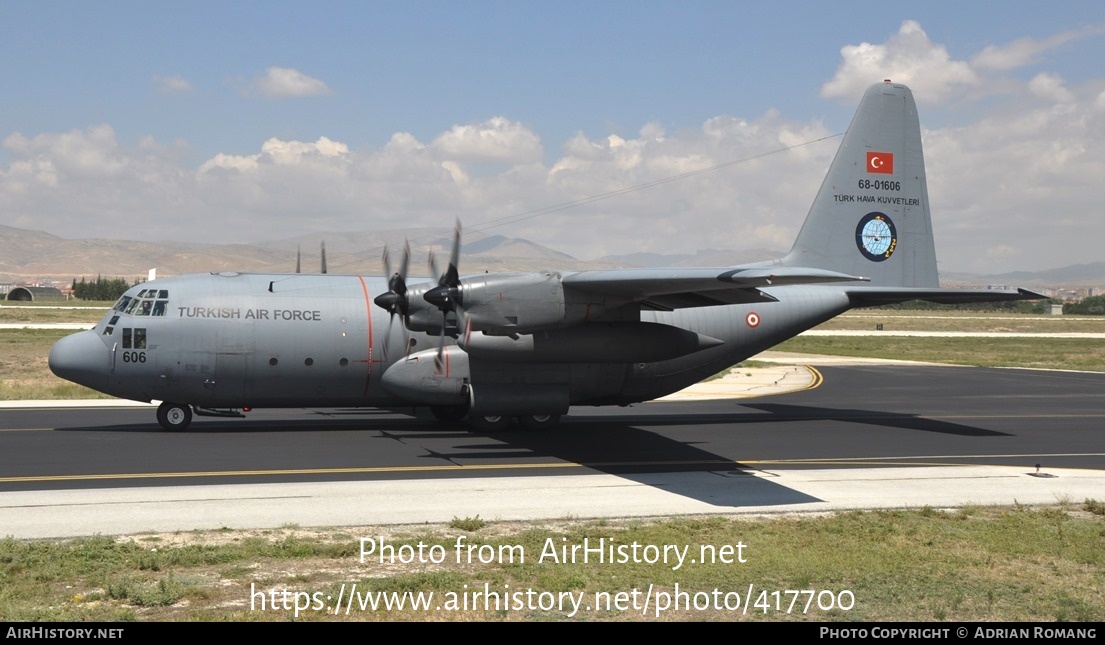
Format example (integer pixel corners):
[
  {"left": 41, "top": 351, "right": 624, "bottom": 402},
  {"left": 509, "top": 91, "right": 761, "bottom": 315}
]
[
  {"left": 156, "top": 401, "right": 193, "bottom": 431},
  {"left": 155, "top": 402, "right": 245, "bottom": 431},
  {"left": 464, "top": 413, "right": 563, "bottom": 431}
]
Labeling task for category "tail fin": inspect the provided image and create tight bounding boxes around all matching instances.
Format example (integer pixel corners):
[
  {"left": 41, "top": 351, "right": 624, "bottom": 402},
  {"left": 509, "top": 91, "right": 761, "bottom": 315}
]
[{"left": 781, "top": 81, "right": 938, "bottom": 288}]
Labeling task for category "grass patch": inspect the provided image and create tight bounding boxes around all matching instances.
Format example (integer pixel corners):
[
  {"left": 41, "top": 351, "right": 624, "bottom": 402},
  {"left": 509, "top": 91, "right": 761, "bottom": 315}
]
[
  {"left": 775, "top": 336, "right": 1105, "bottom": 372},
  {"left": 1, "top": 509, "right": 1102, "bottom": 621},
  {"left": 449, "top": 516, "right": 487, "bottom": 531},
  {"left": 1084, "top": 499, "right": 1105, "bottom": 516}
]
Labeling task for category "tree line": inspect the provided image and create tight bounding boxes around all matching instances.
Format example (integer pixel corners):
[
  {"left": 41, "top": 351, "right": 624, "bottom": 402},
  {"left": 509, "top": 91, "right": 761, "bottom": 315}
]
[
  {"left": 873, "top": 297, "right": 1104, "bottom": 314},
  {"left": 71, "top": 276, "right": 140, "bottom": 301}
]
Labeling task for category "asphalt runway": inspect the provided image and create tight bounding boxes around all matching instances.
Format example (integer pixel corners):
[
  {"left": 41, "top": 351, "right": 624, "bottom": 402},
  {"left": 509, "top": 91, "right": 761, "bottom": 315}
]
[{"left": 2, "top": 364, "right": 1104, "bottom": 538}]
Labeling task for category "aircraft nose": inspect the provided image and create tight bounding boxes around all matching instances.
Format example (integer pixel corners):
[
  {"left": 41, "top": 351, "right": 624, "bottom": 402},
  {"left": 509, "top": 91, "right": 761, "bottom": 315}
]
[{"left": 49, "top": 330, "right": 110, "bottom": 392}]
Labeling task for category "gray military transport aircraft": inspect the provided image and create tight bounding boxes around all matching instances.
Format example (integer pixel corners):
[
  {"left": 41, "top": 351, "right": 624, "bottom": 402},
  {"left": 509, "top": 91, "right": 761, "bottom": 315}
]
[{"left": 49, "top": 81, "right": 1039, "bottom": 431}]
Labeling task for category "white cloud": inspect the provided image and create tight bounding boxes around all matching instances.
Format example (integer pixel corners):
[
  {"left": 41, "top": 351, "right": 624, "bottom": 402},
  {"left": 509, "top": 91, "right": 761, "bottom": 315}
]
[
  {"left": 431, "top": 117, "right": 543, "bottom": 164},
  {"left": 823, "top": 22, "right": 1105, "bottom": 109},
  {"left": 971, "top": 26, "right": 1105, "bottom": 71},
  {"left": 821, "top": 21, "right": 978, "bottom": 104},
  {"left": 252, "top": 67, "right": 331, "bottom": 98},
  {"left": 198, "top": 137, "right": 348, "bottom": 174},
  {"left": 1027, "top": 73, "right": 1075, "bottom": 103},
  {"left": 153, "top": 75, "right": 193, "bottom": 94}
]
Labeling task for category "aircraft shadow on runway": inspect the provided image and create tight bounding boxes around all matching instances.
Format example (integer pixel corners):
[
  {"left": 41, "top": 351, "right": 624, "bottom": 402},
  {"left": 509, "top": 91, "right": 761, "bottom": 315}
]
[
  {"left": 45, "top": 400, "right": 1008, "bottom": 507},
  {"left": 662, "top": 403, "right": 1012, "bottom": 438}
]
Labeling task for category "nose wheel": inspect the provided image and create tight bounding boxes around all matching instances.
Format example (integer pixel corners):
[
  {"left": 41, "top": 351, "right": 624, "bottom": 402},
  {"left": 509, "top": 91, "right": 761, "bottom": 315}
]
[{"left": 156, "top": 401, "right": 193, "bottom": 431}]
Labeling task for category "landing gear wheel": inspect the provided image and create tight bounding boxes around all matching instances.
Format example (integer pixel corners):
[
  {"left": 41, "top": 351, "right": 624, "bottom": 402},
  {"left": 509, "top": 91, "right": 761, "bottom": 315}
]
[
  {"left": 430, "top": 405, "right": 469, "bottom": 423},
  {"left": 157, "top": 402, "right": 193, "bottom": 431},
  {"left": 468, "top": 415, "right": 512, "bottom": 431},
  {"left": 519, "top": 414, "right": 561, "bottom": 431}
]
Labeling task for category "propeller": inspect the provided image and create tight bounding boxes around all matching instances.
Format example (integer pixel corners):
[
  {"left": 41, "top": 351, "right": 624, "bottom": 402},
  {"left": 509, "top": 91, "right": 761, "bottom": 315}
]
[
  {"left": 373, "top": 240, "right": 412, "bottom": 361},
  {"left": 424, "top": 221, "right": 463, "bottom": 371},
  {"left": 320, "top": 241, "right": 328, "bottom": 274}
]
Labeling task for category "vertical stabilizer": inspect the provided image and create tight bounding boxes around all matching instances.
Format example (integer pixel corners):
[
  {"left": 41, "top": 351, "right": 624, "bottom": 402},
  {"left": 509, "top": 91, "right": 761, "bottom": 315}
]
[{"left": 781, "top": 81, "right": 938, "bottom": 288}]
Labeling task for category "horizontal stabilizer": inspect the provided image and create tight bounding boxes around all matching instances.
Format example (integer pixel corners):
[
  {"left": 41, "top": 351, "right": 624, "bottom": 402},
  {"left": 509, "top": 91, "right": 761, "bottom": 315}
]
[{"left": 846, "top": 287, "right": 1045, "bottom": 307}]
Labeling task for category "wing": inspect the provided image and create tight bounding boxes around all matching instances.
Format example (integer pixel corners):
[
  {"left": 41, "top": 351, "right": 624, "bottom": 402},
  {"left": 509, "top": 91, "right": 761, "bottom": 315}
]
[{"left": 562, "top": 266, "right": 869, "bottom": 310}]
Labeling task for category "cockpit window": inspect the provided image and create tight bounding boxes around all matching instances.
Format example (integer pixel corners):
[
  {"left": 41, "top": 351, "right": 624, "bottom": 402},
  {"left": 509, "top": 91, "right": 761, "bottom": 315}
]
[{"left": 119, "top": 291, "right": 170, "bottom": 316}]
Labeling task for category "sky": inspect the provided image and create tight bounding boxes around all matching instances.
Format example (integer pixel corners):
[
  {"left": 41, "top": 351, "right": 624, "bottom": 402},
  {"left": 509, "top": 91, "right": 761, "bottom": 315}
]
[{"left": 2, "top": 1, "right": 1104, "bottom": 274}]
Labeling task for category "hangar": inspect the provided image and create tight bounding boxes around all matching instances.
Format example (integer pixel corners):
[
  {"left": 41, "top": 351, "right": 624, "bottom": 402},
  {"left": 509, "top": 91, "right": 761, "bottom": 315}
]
[{"left": 5, "top": 286, "right": 66, "bottom": 302}]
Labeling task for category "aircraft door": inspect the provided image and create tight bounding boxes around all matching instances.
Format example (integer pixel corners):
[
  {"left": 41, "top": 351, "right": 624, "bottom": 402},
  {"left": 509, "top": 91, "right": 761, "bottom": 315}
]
[{"left": 214, "top": 353, "right": 246, "bottom": 402}]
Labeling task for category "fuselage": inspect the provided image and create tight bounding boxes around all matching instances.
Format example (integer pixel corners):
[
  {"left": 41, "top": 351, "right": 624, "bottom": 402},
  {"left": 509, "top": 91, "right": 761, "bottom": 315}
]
[{"left": 48, "top": 271, "right": 853, "bottom": 412}]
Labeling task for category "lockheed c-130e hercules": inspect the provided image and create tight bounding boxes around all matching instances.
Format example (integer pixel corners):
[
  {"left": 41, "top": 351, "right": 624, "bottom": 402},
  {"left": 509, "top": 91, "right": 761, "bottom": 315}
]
[{"left": 49, "top": 81, "right": 1040, "bottom": 431}]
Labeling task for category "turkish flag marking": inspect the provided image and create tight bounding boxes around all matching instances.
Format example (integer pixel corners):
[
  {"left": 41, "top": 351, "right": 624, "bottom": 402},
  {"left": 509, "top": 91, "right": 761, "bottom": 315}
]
[{"left": 866, "top": 151, "right": 894, "bottom": 174}]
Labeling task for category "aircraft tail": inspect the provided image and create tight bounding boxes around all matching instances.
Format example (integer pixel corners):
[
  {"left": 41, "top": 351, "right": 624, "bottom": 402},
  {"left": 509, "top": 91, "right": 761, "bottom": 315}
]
[{"left": 780, "top": 81, "right": 938, "bottom": 288}]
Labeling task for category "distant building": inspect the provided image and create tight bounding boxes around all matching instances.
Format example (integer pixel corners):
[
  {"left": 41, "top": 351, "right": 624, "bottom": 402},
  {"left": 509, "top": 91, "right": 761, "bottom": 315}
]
[{"left": 5, "top": 286, "right": 66, "bottom": 302}]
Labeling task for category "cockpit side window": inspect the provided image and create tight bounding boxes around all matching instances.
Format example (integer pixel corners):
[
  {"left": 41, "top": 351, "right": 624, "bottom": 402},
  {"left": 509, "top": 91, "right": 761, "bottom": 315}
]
[
  {"left": 121, "top": 327, "right": 147, "bottom": 349},
  {"left": 113, "top": 296, "right": 132, "bottom": 313}
]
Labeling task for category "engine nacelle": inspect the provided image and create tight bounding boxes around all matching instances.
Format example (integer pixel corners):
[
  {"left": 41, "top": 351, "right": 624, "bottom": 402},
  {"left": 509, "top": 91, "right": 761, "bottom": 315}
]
[
  {"left": 380, "top": 347, "right": 471, "bottom": 405},
  {"left": 459, "top": 322, "right": 723, "bottom": 363},
  {"left": 404, "top": 271, "right": 624, "bottom": 336}
]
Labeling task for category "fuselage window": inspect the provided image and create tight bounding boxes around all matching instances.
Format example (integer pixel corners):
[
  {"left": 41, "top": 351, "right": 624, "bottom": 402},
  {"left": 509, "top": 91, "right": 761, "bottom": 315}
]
[
  {"left": 122, "top": 328, "right": 132, "bottom": 349},
  {"left": 134, "top": 328, "right": 147, "bottom": 349}
]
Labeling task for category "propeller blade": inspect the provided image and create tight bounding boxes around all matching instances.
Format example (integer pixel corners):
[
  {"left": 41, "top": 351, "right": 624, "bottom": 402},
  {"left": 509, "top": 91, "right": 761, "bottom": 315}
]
[
  {"left": 427, "top": 249, "right": 438, "bottom": 283},
  {"left": 295, "top": 245, "right": 301, "bottom": 274},
  {"left": 381, "top": 312, "right": 395, "bottom": 362},
  {"left": 399, "top": 239, "right": 410, "bottom": 285},
  {"left": 320, "top": 241, "right": 328, "bottom": 274},
  {"left": 434, "top": 317, "right": 447, "bottom": 373},
  {"left": 441, "top": 219, "right": 461, "bottom": 288}
]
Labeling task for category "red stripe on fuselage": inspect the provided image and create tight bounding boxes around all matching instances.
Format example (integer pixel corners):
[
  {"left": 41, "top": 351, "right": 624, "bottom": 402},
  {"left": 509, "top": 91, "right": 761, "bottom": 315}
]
[{"left": 356, "top": 275, "right": 374, "bottom": 395}]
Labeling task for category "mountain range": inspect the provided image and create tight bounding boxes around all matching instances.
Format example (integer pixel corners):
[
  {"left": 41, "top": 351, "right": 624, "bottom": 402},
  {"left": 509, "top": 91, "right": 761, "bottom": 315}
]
[{"left": 1, "top": 224, "right": 1101, "bottom": 291}]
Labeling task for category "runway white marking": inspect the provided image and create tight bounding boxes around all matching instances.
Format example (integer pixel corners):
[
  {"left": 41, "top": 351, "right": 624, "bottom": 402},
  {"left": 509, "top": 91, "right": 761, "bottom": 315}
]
[{"left": 1, "top": 465, "right": 1102, "bottom": 539}]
